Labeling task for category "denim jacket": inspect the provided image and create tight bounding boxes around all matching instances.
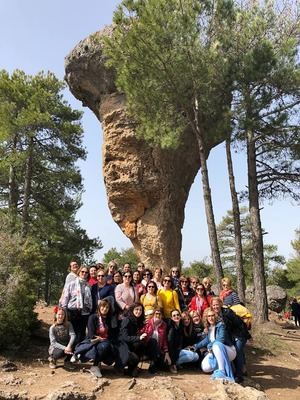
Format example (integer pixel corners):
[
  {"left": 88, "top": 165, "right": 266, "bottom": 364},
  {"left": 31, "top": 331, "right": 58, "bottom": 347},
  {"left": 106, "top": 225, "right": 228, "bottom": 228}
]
[{"left": 194, "top": 321, "right": 232, "bottom": 350}]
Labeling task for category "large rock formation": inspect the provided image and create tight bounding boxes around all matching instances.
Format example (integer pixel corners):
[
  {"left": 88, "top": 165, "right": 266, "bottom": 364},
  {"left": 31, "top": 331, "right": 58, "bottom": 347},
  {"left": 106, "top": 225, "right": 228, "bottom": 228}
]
[{"left": 65, "top": 28, "right": 222, "bottom": 269}]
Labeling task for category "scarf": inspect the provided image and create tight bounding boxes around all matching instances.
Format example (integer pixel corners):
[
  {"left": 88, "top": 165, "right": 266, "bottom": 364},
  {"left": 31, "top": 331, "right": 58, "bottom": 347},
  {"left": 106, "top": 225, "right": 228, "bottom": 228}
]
[{"left": 219, "top": 289, "right": 232, "bottom": 301}]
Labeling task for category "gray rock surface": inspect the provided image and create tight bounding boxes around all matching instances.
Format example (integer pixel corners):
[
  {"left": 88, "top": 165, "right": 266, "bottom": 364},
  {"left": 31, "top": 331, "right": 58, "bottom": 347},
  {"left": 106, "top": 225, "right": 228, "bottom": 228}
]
[{"left": 266, "top": 285, "right": 287, "bottom": 313}]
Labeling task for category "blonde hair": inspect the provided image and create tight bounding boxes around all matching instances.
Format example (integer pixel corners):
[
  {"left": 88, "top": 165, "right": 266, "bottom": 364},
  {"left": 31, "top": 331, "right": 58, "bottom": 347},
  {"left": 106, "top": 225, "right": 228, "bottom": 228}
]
[{"left": 221, "top": 277, "right": 232, "bottom": 288}]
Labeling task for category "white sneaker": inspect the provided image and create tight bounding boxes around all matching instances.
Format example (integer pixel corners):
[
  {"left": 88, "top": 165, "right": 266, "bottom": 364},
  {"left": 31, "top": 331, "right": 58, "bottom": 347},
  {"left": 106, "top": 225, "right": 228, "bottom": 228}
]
[
  {"left": 90, "top": 366, "right": 102, "bottom": 378},
  {"left": 70, "top": 355, "right": 77, "bottom": 363}
]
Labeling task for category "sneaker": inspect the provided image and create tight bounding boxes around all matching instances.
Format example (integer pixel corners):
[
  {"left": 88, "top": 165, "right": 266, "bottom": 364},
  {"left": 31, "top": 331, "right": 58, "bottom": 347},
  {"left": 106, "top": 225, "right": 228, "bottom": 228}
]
[
  {"left": 169, "top": 365, "right": 177, "bottom": 374},
  {"left": 90, "top": 366, "right": 102, "bottom": 378},
  {"left": 49, "top": 359, "right": 56, "bottom": 369}
]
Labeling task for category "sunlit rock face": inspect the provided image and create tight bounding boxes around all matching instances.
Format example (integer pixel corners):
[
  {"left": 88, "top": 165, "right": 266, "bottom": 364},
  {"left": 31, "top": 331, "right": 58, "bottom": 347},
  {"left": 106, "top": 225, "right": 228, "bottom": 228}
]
[{"left": 65, "top": 28, "right": 208, "bottom": 270}]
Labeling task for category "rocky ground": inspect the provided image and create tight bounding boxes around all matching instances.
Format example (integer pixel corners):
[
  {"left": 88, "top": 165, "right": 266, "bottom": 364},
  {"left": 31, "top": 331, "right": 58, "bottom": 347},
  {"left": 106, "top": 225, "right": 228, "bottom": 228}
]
[{"left": 0, "top": 305, "right": 299, "bottom": 400}]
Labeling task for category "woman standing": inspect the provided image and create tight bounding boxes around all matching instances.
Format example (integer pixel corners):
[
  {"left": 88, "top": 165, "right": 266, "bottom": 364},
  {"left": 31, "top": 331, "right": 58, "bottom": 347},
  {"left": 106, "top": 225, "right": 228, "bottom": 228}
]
[
  {"left": 48, "top": 308, "right": 75, "bottom": 369},
  {"left": 60, "top": 266, "right": 93, "bottom": 343},
  {"left": 133, "top": 270, "right": 146, "bottom": 297},
  {"left": 194, "top": 307, "right": 236, "bottom": 381},
  {"left": 140, "top": 281, "right": 162, "bottom": 320},
  {"left": 115, "top": 272, "right": 139, "bottom": 318},
  {"left": 158, "top": 276, "right": 181, "bottom": 319},
  {"left": 167, "top": 309, "right": 183, "bottom": 373},
  {"left": 153, "top": 267, "right": 163, "bottom": 289},
  {"left": 176, "top": 276, "right": 194, "bottom": 311},
  {"left": 189, "top": 283, "right": 210, "bottom": 317}
]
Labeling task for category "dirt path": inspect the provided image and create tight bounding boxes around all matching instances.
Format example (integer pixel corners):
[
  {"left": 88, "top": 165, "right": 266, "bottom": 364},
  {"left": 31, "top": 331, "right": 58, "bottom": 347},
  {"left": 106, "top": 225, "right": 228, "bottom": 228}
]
[{"left": 0, "top": 306, "right": 299, "bottom": 400}]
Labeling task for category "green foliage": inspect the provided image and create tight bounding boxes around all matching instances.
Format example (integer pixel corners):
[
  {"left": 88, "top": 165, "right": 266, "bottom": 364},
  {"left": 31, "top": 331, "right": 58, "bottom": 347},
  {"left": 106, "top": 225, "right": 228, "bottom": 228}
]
[
  {"left": 104, "top": 0, "right": 234, "bottom": 148},
  {"left": 183, "top": 259, "right": 213, "bottom": 280},
  {"left": 0, "top": 70, "right": 102, "bottom": 304},
  {"left": 217, "top": 208, "right": 285, "bottom": 283},
  {"left": 0, "top": 213, "right": 40, "bottom": 349},
  {"left": 102, "top": 247, "right": 140, "bottom": 268}
]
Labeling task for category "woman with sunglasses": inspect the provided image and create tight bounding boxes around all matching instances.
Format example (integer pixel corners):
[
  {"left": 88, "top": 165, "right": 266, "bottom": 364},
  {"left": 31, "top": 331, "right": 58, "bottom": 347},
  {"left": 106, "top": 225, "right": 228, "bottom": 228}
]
[
  {"left": 194, "top": 307, "right": 236, "bottom": 381},
  {"left": 176, "top": 276, "right": 195, "bottom": 311},
  {"left": 115, "top": 271, "right": 139, "bottom": 319},
  {"left": 158, "top": 276, "right": 181, "bottom": 319},
  {"left": 140, "top": 281, "right": 162, "bottom": 320},
  {"left": 60, "top": 266, "right": 93, "bottom": 344},
  {"left": 91, "top": 271, "right": 115, "bottom": 313},
  {"left": 219, "top": 277, "right": 241, "bottom": 306},
  {"left": 189, "top": 283, "right": 210, "bottom": 317},
  {"left": 141, "top": 268, "right": 153, "bottom": 286}
]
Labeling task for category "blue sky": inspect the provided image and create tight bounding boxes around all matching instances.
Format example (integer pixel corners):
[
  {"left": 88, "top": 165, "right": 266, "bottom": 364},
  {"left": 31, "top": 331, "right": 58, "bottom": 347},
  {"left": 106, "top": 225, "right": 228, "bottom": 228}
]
[{"left": 0, "top": 0, "right": 298, "bottom": 266}]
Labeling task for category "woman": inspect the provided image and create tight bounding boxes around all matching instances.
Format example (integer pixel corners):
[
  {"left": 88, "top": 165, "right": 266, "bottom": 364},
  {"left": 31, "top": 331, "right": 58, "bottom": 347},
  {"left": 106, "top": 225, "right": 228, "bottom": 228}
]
[
  {"left": 140, "top": 308, "right": 171, "bottom": 372},
  {"left": 75, "top": 300, "right": 114, "bottom": 377},
  {"left": 167, "top": 309, "right": 183, "bottom": 373},
  {"left": 194, "top": 307, "right": 236, "bottom": 381},
  {"left": 153, "top": 267, "right": 163, "bottom": 289},
  {"left": 141, "top": 268, "right": 153, "bottom": 286},
  {"left": 133, "top": 270, "right": 146, "bottom": 297},
  {"left": 60, "top": 266, "right": 93, "bottom": 343},
  {"left": 202, "top": 277, "right": 215, "bottom": 296},
  {"left": 88, "top": 265, "right": 98, "bottom": 286},
  {"left": 176, "top": 276, "right": 194, "bottom": 311},
  {"left": 219, "top": 277, "right": 241, "bottom": 306},
  {"left": 190, "top": 277, "right": 200, "bottom": 292},
  {"left": 189, "top": 310, "right": 205, "bottom": 343},
  {"left": 176, "top": 311, "right": 199, "bottom": 367},
  {"left": 112, "top": 270, "right": 123, "bottom": 286},
  {"left": 48, "top": 308, "right": 75, "bottom": 369},
  {"left": 114, "top": 271, "right": 139, "bottom": 318},
  {"left": 91, "top": 270, "right": 115, "bottom": 313},
  {"left": 158, "top": 276, "right": 181, "bottom": 319},
  {"left": 189, "top": 283, "right": 210, "bottom": 317},
  {"left": 106, "top": 260, "right": 118, "bottom": 285},
  {"left": 210, "top": 296, "right": 251, "bottom": 383},
  {"left": 119, "top": 303, "right": 157, "bottom": 377},
  {"left": 140, "top": 281, "right": 162, "bottom": 320}
]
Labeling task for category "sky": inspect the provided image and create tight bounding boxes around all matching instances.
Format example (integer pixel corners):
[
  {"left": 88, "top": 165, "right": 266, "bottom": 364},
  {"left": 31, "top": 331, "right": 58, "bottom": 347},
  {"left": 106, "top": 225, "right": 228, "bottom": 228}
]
[{"left": 0, "top": 0, "right": 298, "bottom": 266}]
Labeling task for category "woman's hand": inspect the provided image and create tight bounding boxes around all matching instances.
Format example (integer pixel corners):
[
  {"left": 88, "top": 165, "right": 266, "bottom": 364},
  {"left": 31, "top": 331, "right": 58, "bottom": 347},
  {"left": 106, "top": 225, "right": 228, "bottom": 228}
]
[
  {"left": 164, "top": 352, "right": 171, "bottom": 365},
  {"left": 64, "top": 346, "right": 73, "bottom": 354},
  {"left": 140, "top": 333, "right": 147, "bottom": 340}
]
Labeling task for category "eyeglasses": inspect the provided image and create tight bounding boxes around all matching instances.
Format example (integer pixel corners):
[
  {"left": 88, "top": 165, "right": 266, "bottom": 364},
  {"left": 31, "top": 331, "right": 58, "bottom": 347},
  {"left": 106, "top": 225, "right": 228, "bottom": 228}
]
[
  {"left": 124, "top": 274, "right": 132, "bottom": 278},
  {"left": 144, "top": 273, "right": 150, "bottom": 276},
  {"left": 148, "top": 286, "right": 155, "bottom": 289},
  {"left": 171, "top": 270, "right": 179, "bottom": 274},
  {"left": 172, "top": 313, "right": 181, "bottom": 317},
  {"left": 164, "top": 279, "right": 171, "bottom": 282},
  {"left": 97, "top": 274, "right": 105, "bottom": 278},
  {"left": 80, "top": 271, "right": 88, "bottom": 274}
]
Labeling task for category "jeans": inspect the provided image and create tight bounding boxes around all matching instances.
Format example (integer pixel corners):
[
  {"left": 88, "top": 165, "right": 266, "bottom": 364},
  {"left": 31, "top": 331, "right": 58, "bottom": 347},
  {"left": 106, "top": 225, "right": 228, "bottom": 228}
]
[
  {"left": 94, "top": 340, "right": 111, "bottom": 365},
  {"left": 177, "top": 349, "right": 199, "bottom": 366},
  {"left": 233, "top": 337, "right": 247, "bottom": 377}
]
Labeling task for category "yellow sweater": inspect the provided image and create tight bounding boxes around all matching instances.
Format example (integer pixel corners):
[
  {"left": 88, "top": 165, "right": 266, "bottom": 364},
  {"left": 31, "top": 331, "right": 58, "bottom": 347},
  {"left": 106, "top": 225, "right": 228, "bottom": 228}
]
[{"left": 157, "top": 289, "right": 180, "bottom": 318}]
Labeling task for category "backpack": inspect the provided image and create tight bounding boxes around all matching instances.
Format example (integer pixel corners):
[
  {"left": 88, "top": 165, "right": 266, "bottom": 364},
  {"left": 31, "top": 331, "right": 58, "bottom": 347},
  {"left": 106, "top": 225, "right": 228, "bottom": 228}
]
[{"left": 229, "top": 304, "right": 253, "bottom": 330}]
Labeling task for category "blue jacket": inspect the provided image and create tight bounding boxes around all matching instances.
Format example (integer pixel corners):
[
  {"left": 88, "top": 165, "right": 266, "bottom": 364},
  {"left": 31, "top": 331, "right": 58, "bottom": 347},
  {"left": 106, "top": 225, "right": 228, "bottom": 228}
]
[{"left": 194, "top": 321, "right": 232, "bottom": 350}]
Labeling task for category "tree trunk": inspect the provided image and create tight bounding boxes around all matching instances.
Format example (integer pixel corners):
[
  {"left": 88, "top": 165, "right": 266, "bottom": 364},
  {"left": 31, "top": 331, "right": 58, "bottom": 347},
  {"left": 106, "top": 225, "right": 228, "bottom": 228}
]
[
  {"left": 22, "top": 136, "right": 34, "bottom": 236},
  {"left": 247, "top": 131, "right": 268, "bottom": 323},
  {"left": 8, "top": 134, "right": 19, "bottom": 226},
  {"left": 225, "top": 138, "right": 245, "bottom": 303},
  {"left": 193, "top": 136, "right": 223, "bottom": 290}
]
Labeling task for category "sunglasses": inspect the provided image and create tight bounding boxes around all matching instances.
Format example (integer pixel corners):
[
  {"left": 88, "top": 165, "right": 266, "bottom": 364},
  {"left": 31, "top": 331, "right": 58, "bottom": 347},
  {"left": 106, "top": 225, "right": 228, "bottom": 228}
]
[
  {"left": 80, "top": 271, "right": 88, "bottom": 274},
  {"left": 172, "top": 313, "right": 181, "bottom": 317},
  {"left": 97, "top": 274, "right": 105, "bottom": 277},
  {"left": 148, "top": 286, "right": 155, "bottom": 288},
  {"left": 144, "top": 273, "right": 150, "bottom": 276},
  {"left": 124, "top": 274, "right": 132, "bottom": 278},
  {"left": 164, "top": 279, "right": 171, "bottom": 282}
]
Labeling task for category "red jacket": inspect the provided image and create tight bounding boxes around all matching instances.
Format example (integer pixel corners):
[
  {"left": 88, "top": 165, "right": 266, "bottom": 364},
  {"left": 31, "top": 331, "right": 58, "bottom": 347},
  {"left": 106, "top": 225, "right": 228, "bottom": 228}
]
[
  {"left": 140, "top": 318, "right": 168, "bottom": 354},
  {"left": 189, "top": 295, "right": 210, "bottom": 316}
]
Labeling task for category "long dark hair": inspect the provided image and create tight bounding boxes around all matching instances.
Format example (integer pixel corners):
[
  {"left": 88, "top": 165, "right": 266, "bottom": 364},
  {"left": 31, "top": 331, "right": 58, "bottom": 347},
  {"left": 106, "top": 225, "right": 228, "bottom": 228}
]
[{"left": 127, "top": 302, "right": 145, "bottom": 328}]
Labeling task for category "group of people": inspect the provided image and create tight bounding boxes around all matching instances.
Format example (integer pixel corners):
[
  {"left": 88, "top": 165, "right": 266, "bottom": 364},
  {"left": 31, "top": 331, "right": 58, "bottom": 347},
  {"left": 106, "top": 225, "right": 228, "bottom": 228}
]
[{"left": 48, "top": 260, "right": 251, "bottom": 382}]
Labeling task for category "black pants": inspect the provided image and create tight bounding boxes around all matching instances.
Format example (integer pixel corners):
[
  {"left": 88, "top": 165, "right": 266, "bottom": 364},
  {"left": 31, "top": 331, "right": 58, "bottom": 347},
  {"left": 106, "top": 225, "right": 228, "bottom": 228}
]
[
  {"left": 51, "top": 348, "right": 71, "bottom": 361},
  {"left": 68, "top": 309, "right": 89, "bottom": 344}
]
